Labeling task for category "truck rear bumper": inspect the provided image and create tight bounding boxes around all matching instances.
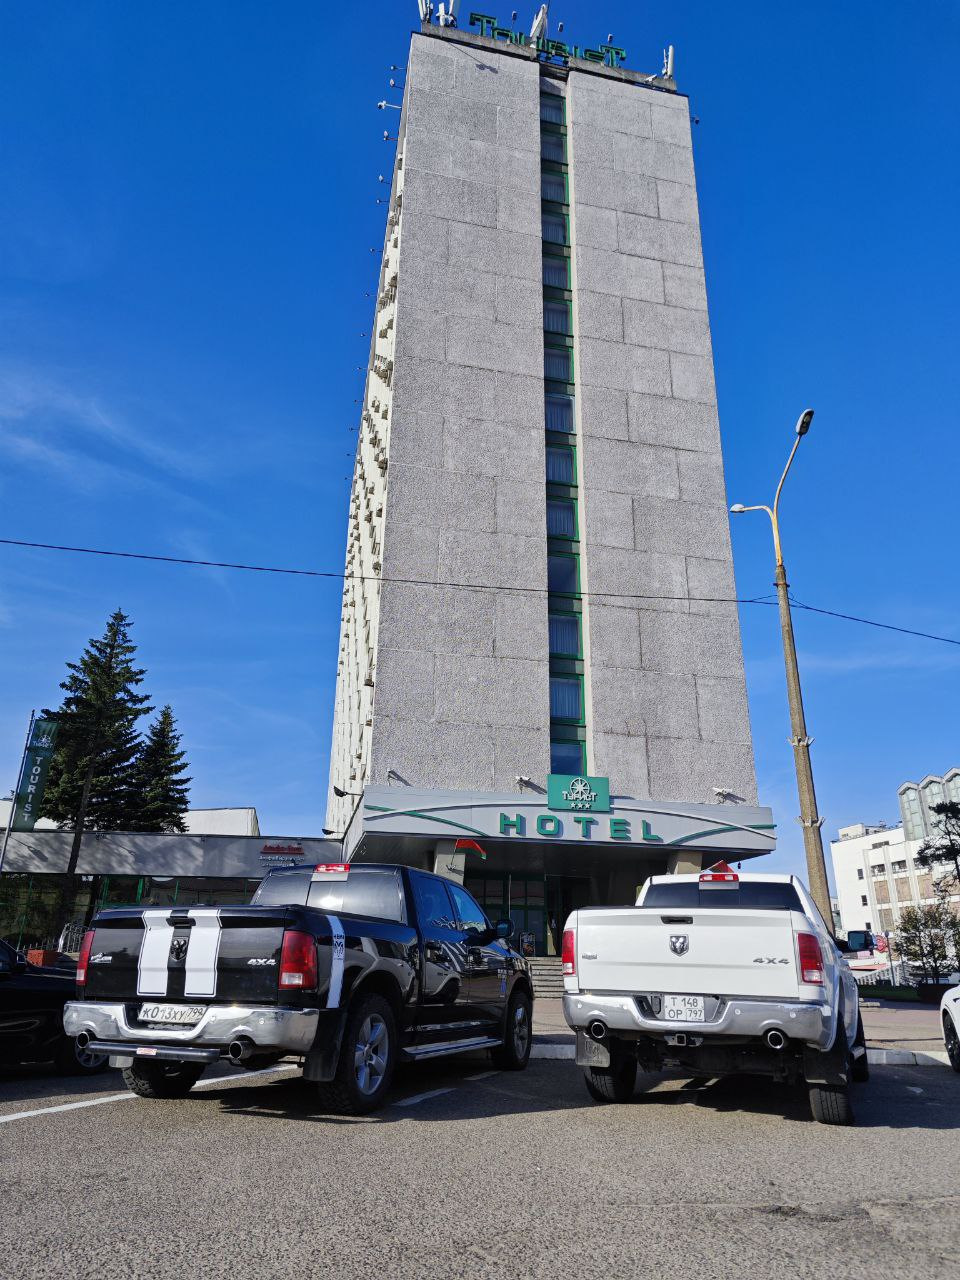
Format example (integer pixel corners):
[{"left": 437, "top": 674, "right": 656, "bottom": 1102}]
[
  {"left": 64, "top": 1001, "right": 320, "bottom": 1060},
  {"left": 563, "top": 992, "right": 832, "bottom": 1049}
]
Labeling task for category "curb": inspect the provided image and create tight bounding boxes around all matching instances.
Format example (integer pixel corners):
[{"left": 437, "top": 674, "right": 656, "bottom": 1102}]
[{"left": 529, "top": 1042, "right": 952, "bottom": 1067}]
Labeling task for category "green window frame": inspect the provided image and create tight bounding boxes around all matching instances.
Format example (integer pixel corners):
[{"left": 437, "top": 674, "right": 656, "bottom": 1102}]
[
  {"left": 540, "top": 167, "right": 568, "bottom": 205},
  {"left": 544, "top": 344, "right": 574, "bottom": 384},
  {"left": 539, "top": 93, "right": 566, "bottom": 126},
  {"left": 546, "top": 496, "right": 578, "bottom": 539},
  {"left": 548, "top": 611, "right": 581, "bottom": 657},
  {"left": 543, "top": 298, "right": 572, "bottom": 336},
  {"left": 540, "top": 130, "right": 566, "bottom": 164},
  {"left": 550, "top": 737, "right": 585, "bottom": 775},
  {"left": 550, "top": 673, "right": 584, "bottom": 724},
  {"left": 541, "top": 210, "right": 568, "bottom": 246},
  {"left": 547, "top": 551, "right": 579, "bottom": 596},
  {"left": 545, "top": 442, "right": 575, "bottom": 485},
  {"left": 545, "top": 393, "right": 574, "bottom": 432},
  {"left": 542, "top": 254, "right": 570, "bottom": 290}
]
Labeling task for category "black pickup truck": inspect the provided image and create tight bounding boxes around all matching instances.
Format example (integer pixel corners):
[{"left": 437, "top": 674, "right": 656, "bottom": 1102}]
[{"left": 64, "top": 862, "right": 533, "bottom": 1113}]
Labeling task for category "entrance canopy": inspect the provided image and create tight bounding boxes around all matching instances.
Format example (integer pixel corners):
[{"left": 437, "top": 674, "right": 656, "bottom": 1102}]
[{"left": 345, "top": 783, "right": 776, "bottom": 875}]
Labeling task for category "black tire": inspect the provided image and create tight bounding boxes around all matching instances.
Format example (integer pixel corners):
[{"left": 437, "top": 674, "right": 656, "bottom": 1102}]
[
  {"left": 943, "top": 1012, "right": 960, "bottom": 1073},
  {"left": 122, "top": 1060, "right": 206, "bottom": 1099},
  {"left": 850, "top": 1013, "right": 870, "bottom": 1083},
  {"left": 54, "top": 1035, "right": 109, "bottom": 1077},
  {"left": 317, "top": 993, "right": 397, "bottom": 1115},
  {"left": 583, "top": 1052, "right": 637, "bottom": 1104},
  {"left": 808, "top": 1082, "right": 854, "bottom": 1125},
  {"left": 491, "top": 990, "right": 532, "bottom": 1071}
]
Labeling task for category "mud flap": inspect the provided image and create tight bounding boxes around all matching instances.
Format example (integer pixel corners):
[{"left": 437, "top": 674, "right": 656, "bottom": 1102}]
[
  {"left": 802, "top": 1038, "right": 849, "bottom": 1086},
  {"left": 302, "top": 1008, "right": 348, "bottom": 1082},
  {"left": 576, "top": 1030, "right": 611, "bottom": 1069}
]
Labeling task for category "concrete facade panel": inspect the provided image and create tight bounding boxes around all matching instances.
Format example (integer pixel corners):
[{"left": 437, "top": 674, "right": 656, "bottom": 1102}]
[
  {"left": 622, "top": 299, "right": 712, "bottom": 355},
  {"left": 662, "top": 262, "right": 708, "bottom": 311}
]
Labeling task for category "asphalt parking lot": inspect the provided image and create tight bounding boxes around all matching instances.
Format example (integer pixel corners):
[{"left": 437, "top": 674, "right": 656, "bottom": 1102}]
[{"left": 1, "top": 1056, "right": 958, "bottom": 1280}]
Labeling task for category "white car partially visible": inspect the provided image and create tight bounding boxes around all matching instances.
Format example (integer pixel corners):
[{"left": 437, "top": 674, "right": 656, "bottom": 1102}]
[{"left": 941, "top": 981, "right": 960, "bottom": 1072}]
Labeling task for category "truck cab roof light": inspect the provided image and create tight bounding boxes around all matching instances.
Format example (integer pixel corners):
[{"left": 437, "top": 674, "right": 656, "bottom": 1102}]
[{"left": 700, "top": 860, "right": 738, "bottom": 886}]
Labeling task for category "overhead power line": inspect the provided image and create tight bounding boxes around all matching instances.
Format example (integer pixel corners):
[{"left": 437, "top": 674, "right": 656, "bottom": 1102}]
[{"left": 1, "top": 536, "right": 957, "bottom": 648}]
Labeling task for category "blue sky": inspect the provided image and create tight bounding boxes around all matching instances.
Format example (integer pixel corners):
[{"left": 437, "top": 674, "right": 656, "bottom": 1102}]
[{"left": 1, "top": 2, "right": 958, "bottom": 884}]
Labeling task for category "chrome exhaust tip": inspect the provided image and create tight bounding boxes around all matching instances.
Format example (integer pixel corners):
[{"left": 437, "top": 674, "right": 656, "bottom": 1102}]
[
  {"left": 228, "top": 1037, "right": 255, "bottom": 1063},
  {"left": 75, "top": 1031, "right": 91, "bottom": 1050},
  {"left": 765, "top": 1028, "right": 787, "bottom": 1051},
  {"left": 588, "top": 1020, "right": 608, "bottom": 1042}
]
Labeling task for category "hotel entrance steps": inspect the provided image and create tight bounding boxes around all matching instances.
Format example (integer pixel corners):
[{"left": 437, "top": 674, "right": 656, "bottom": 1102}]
[{"left": 527, "top": 957, "right": 564, "bottom": 999}]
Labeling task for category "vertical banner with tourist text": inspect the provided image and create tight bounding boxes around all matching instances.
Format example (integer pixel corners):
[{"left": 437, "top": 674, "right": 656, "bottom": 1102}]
[{"left": 11, "top": 716, "right": 59, "bottom": 832}]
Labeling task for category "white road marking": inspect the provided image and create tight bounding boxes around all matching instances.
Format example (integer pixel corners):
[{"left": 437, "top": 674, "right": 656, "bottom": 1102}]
[
  {"left": 394, "top": 1087, "right": 456, "bottom": 1107},
  {"left": 905, "top": 1085, "right": 924, "bottom": 1094},
  {"left": 465, "top": 1070, "right": 500, "bottom": 1081},
  {"left": 0, "top": 1093, "right": 136, "bottom": 1124},
  {"left": 0, "top": 1063, "right": 299, "bottom": 1125}
]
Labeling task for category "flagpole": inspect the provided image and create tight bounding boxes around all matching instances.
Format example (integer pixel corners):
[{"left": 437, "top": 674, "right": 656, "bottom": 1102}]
[{"left": 0, "top": 710, "right": 35, "bottom": 877}]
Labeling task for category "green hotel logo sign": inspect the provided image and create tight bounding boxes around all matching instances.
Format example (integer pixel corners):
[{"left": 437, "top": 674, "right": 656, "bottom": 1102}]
[
  {"left": 547, "top": 773, "right": 610, "bottom": 813},
  {"left": 468, "top": 13, "right": 626, "bottom": 68}
]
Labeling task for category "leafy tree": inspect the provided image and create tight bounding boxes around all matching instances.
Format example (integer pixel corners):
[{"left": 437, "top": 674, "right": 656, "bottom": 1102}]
[
  {"left": 41, "top": 610, "right": 153, "bottom": 876},
  {"left": 914, "top": 800, "right": 960, "bottom": 893},
  {"left": 896, "top": 902, "right": 953, "bottom": 984},
  {"left": 132, "top": 706, "right": 191, "bottom": 832}
]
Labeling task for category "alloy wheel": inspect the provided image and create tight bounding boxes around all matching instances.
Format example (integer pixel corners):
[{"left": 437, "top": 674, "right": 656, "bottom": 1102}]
[
  {"left": 354, "top": 1014, "right": 389, "bottom": 1095},
  {"left": 945, "top": 1014, "right": 960, "bottom": 1070},
  {"left": 512, "top": 1002, "right": 530, "bottom": 1059}
]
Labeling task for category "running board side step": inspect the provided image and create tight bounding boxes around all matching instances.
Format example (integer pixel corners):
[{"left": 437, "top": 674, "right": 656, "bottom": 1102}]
[{"left": 402, "top": 1036, "right": 503, "bottom": 1060}]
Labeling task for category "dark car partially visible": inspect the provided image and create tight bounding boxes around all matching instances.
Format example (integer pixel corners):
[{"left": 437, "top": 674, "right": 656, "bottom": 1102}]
[{"left": 0, "top": 938, "right": 107, "bottom": 1074}]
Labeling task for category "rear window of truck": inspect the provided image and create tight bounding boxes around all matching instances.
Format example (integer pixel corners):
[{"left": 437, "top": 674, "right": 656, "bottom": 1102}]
[
  {"left": 252, "top": 867, "right": 406, "bottom": 923},
  {"left": 642, "top": 881, "right": 805, "bottom": 911}
]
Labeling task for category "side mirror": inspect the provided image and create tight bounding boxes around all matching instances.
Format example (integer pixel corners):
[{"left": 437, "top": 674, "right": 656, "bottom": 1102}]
[
  {"left": 495, "top": 918, "right": 515, "bottom": 941},
  {"left": 834, "top": 937, "right": 851, "bottom": 954}
]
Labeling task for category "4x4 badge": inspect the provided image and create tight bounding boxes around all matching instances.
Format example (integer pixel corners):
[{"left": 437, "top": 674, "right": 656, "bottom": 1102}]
[{"left": 669, "top": 934, "right": 689, "bottom": 956}]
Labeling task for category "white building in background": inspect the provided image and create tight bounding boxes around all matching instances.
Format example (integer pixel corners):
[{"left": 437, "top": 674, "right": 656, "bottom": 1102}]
[
  {"left": 830, "top": 768, "right": 960, "bottom": 936},
  {"left": 0, "top": 801, "right": 260, "bottom": 838}
]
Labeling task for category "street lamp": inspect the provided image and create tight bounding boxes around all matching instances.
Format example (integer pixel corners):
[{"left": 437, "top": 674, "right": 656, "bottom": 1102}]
[{"left": 730, "top": 408, "right": 833, "bottom": 927}]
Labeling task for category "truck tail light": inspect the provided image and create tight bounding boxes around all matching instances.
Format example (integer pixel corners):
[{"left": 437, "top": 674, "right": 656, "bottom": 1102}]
[
  {"left": 279, "top": 930, "right": 318, "bottom": 990},
  {"left": 76, "top": 929, "right": 95, "bottom": 987},
  {"left": 797, "top": 931, "right": 824, "bottom": 985},
  {"left": 561, "top": 929, "right": 576, "bottom": 976}
]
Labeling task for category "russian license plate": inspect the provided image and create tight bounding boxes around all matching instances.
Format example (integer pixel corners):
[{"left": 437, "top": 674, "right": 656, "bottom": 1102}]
[
  {"left": 662, "top": 995, "right": 706, "bottom": 1022},
  {"left": 139, "top": 1003, "right": 206, "bottom": 1026}
]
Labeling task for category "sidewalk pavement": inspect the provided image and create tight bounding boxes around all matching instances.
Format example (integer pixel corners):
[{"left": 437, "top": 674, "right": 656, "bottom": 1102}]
[{"left": 530, "top": 996, "right": 953, "bottom": 1067}]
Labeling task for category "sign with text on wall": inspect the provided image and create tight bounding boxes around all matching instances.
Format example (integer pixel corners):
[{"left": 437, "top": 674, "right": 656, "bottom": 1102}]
[{"left": 359, "top": 785, "right": 776, "bottom": 854}]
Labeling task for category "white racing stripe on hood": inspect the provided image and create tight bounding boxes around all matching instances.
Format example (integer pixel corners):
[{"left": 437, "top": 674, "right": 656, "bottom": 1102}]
[
  {"left": 184, "top": 908, "right": 222, "bottom": 998},
  {"left": 137, "top": 912, "right": 175, "bottom": 997},
  {"left": 326, "top": 916, "right": 345, "bottom": 1009}
]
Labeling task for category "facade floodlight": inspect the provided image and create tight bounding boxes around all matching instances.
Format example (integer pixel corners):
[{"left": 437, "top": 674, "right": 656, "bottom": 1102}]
[{"left": 530, "top": 4, "right": 548, "bottom": 41}]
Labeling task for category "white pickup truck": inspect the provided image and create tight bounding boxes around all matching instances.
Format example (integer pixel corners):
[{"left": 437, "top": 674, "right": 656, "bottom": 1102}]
[{"left": 561, "top": 864, "right": 868, "bottom": 1125}]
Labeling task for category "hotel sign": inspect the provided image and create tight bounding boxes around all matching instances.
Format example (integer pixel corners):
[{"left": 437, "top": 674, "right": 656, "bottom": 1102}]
[
  {"left": 468, "top": 13, "right": 626, "bottom": 67},
  {"left": 359, "top": 785, "right": 776, "bottom": 855}
]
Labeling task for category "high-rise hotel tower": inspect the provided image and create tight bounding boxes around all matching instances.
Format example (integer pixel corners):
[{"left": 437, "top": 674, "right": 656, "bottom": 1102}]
[{"left": 327, "top": 14, "right": 773, "bottom": 950}]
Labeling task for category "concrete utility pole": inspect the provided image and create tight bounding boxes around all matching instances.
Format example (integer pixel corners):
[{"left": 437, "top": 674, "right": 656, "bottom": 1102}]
[{"left": 730, "top": 409, "right": 833, "bottom": 927}]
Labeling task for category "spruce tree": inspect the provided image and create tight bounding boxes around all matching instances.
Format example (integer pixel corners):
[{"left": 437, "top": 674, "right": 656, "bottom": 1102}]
[
  {"left": 132, "top": 706, "right": 191, "bottom": 832},
  {"left": 41, "top": 609, "right": 153, "bottom": 875}
]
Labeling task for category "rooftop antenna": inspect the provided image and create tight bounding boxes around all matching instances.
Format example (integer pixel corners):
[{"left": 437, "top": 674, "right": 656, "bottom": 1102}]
[
  {"left": 662, "top": 44, "right": 675, "bottom": 78},
  {"left": 437, "top": 0, "right": 459, "bottom": 26},
  {"left": 530, "top": 4, "right": 548, "bottom": 42},
  {"left": 417, "top": 0, "right": 432, "bottom": 23}
]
